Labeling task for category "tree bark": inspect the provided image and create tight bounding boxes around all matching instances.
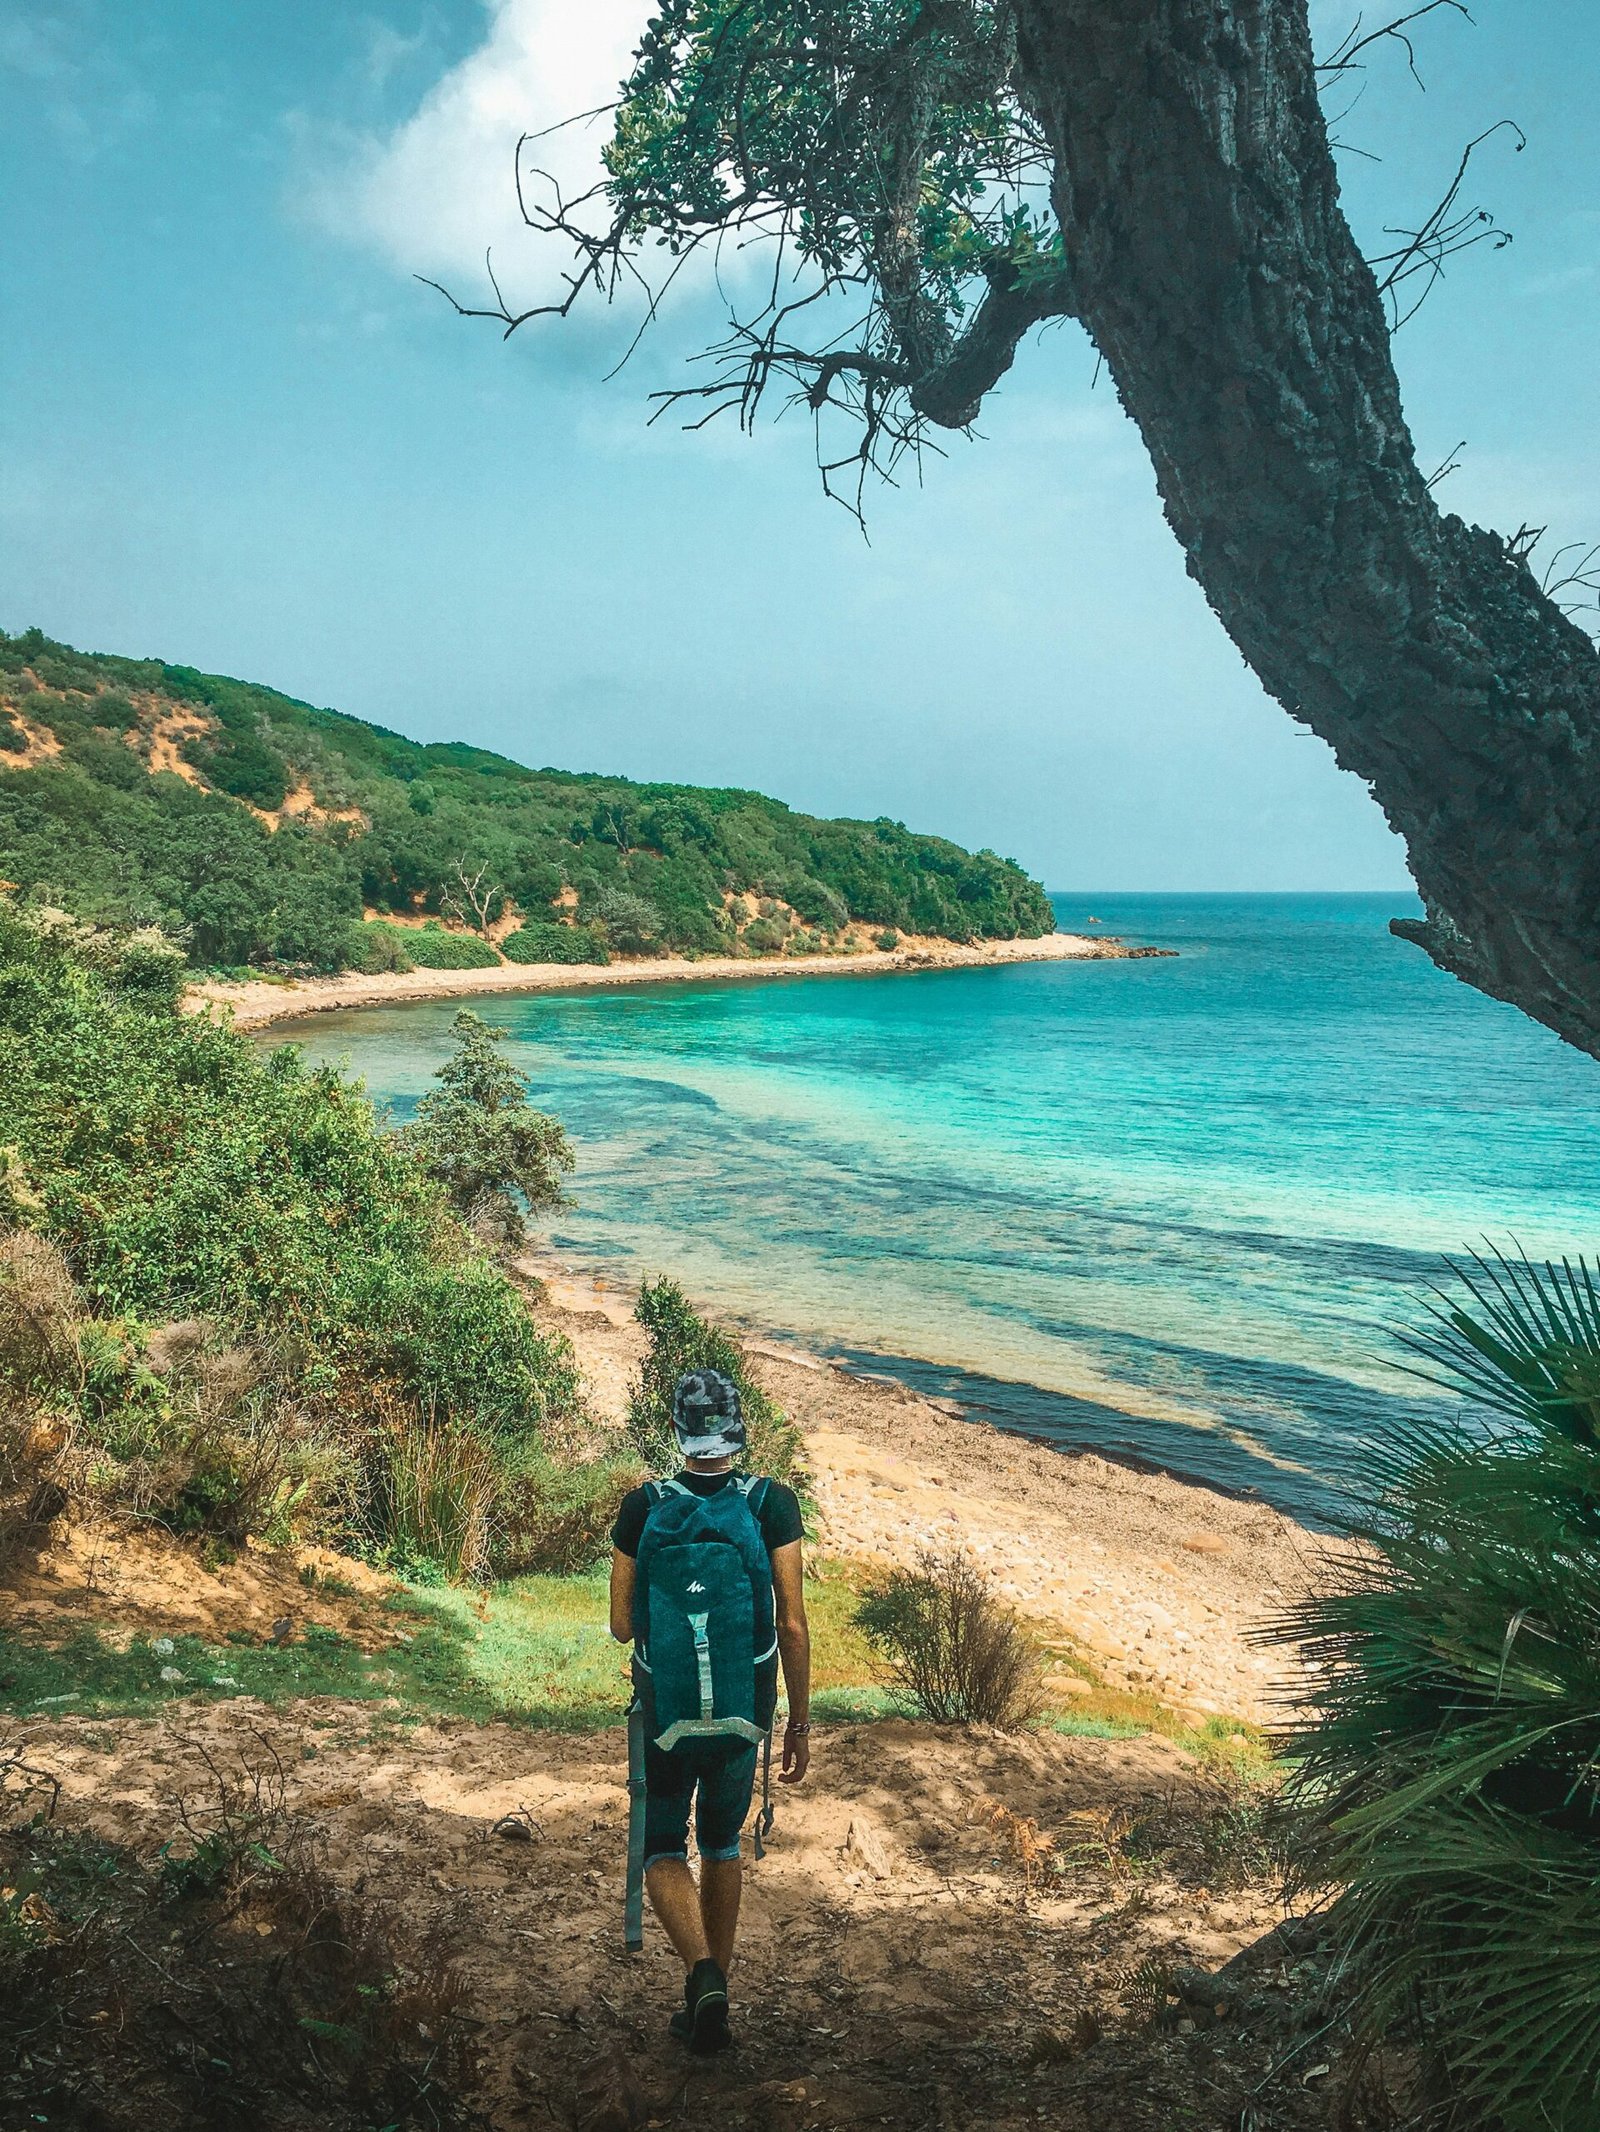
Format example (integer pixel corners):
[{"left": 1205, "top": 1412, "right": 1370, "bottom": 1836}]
[{"left": 1011, "top": 0, "right": 1600, "bottom": 1055}]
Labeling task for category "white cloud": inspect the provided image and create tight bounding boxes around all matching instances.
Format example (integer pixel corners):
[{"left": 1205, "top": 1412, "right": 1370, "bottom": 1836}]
[{"left": 304, "top": 0, "right": 642, "bottom": 299}]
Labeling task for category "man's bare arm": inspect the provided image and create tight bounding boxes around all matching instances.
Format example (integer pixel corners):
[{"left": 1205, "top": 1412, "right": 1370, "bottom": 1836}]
[
  {"left": 770, "top": 1538, "right": 811, "bottom": 1782},
  {"left": 609, "top": 1548, "right": 636, "bottom": 1644}
]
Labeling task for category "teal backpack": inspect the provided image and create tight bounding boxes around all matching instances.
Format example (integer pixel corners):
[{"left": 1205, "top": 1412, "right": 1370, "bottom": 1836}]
[
  {"left": 624, "top": 1475, "right": 778, "bottom": 1950},
  {"left": 631, "top": 1475, "right": 778, "bottom": 1748}
]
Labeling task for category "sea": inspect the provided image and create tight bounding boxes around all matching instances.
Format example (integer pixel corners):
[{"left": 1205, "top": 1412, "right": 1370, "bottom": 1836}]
[{"left": 269, "top": 894, "right": 1600, "bottom": 1527}]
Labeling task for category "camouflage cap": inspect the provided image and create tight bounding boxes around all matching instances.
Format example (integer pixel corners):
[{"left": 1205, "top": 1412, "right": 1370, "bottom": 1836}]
[{"left": 672, "top": 1368, "right": 746, "bottom": 1463}]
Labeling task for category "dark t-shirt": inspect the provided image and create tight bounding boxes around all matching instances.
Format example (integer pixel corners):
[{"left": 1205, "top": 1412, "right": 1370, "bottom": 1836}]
[{"left": 610, "top": 1470, "right": 804, "bottom": 1560}]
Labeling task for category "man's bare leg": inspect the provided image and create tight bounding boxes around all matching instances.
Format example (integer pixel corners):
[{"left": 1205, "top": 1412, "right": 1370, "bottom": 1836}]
[
  {"left": 700, "top": 1858, "right": 742, "bottom": 1971},
  {"left": 646, "top": 1860, "right": 710, "bottom": 1968}
]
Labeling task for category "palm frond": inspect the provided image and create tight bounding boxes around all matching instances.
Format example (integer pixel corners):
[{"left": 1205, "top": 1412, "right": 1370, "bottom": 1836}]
[
  {"left": 1394, "top": 1243, "right": 1600, "bottom": 1447},
  {"left": 1277, "top": 1244, "right": 1600, "bottom": 2130}
]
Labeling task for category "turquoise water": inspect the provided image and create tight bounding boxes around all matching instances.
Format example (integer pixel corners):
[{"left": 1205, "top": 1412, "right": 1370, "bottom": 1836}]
[{"left": 274, "top": 895, "right": 1600, "bottom": 1524}]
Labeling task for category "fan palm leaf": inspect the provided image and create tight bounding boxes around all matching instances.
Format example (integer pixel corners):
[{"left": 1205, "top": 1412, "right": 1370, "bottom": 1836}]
[{"left": 1278, "top": 1246, "right": 1600, "bottom": 2130}]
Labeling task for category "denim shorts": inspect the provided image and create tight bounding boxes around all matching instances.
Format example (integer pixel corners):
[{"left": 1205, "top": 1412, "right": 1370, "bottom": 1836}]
[{"left": 642, "top": 1734, "right": 759, "bottom": 1868}]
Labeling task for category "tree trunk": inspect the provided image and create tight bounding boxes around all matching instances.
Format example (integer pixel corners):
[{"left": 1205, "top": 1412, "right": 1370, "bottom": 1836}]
[{"left": 1013, "top": 0, "right": 1600, "bottom": 1056}]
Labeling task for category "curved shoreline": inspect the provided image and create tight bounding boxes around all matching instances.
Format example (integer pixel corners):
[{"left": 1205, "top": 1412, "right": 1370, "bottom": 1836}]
[
  {"left": 187, "top": 930, "right": 1163, "bottom": 1031},
  {"left": 521, "top": 1257, "right": 1327, "bottom": 1722}
]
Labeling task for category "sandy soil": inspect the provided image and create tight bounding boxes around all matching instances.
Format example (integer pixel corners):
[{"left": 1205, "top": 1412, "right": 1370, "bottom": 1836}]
[
  {"left": 187, "top": 932, "right": 1154, "bottom": 1031},
  {"left": 14, "top": 1698, "right": 1321, "bottom": 2132},
  {"left": 524, "top": 1265, "right": 1335, "bottom": 1726},
  {"left": 0, "top": 1520, "right": 406, "bottom": 1652}
]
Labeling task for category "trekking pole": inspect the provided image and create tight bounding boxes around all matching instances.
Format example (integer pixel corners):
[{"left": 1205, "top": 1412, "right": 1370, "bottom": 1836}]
[
  {"left": 753, "top": 1726, "right": 775, "bottom": 1861},
  {"left": 624, "top": 1698, "right": 647, "bottom": 1953}
]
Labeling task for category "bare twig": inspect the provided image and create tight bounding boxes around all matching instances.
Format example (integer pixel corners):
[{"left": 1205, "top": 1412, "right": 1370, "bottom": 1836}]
[
  {"left": 1542, "top": 541, "right": 1600, "bottom": 619},
  {"left": 1318, "top": 2, "right": 1474, "bottom": 87},
  {"left": 1368, "top": 120, "right": 1524, "bottom": 329},
  {"left": 1423, "top": 439, "right": 1466, "bottom": 488}
]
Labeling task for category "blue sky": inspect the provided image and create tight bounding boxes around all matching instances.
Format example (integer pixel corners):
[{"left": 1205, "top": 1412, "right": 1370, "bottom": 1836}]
[{"left": 1, "top": 1, "right": 1594, "bottom": 891}]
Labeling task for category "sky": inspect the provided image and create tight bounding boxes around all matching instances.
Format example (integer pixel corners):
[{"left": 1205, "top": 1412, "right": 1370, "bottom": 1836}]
[{"left": 0, "top": 2, "right": 1595, "bottom": 892}]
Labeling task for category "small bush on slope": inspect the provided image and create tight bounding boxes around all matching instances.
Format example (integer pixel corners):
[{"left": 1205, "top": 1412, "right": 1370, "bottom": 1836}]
[
  {"left": 396, "top": 1010, "right": 573, "bottom": 1254},
  {"left": 0, "top": 899, "right": 586, "bottom": 1567},
  {"left": 626, "top": 1275, "right": 806, "bottom": 1490},
  {"left": 1277, "top": 1247, "right": 1600, "bottom": 2132},
  {"left": 500, "top": 920, "right": 609, "bottom": 965},
  {"left": 855, "top": 1550, "right": 1045, "bottom": 1729},
  {"left": 384, "top": 920, "right": 500, "bottom": 969}
]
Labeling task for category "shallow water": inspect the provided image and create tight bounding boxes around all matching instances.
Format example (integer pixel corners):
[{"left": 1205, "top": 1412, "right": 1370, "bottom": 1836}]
[{"left": 272, "top": 895, "right": 1600, "bottom": 1525}]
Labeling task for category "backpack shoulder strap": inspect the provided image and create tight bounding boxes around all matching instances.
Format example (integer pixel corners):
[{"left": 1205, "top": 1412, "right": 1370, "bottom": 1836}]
[{"left": 738, "top": 1474, "right": 773, "bottom": 1519}]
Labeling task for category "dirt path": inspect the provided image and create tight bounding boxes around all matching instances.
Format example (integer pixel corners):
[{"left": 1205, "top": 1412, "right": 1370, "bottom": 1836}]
[
  {"left": 526, "top": 1270, "right": 1333, "bottom": 1725},
  {"left": 16, "top": 1699, "right": 1316, "bottom": 2132}
]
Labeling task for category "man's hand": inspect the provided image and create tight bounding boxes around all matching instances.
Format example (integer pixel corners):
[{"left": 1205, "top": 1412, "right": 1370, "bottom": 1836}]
[{"left": 780, "top": 1720, "right": 810, "bottom": 1785}]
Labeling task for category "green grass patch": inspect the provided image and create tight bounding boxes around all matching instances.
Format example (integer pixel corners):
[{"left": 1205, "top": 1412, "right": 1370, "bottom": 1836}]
[
  {"left": 801, "top": 1557, "right": 884, "bottom": 1691},
  {"left": 0, "top": 1556, "right": 890, "bottom": 1734},
  {"left": 1042, "top": 1711, "right": 1151, "bottom": 1741},
  {"left": 0, "top": 1583, "right": 628, "bottom": 1732},
  {"left": 0, "top": 1557, "right": 1272, "bottom": 1773}
]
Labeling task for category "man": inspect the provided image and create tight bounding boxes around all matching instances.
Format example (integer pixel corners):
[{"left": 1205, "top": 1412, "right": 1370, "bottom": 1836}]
[{"left": 609, "top": 1368, "right": 810, "bottom": 2053}]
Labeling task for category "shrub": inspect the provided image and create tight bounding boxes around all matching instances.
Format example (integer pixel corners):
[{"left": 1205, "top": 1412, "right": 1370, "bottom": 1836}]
[
  {"left": 90, "top": 690, "right": 140, "bottom": 732},
  {"left": 743, "top": 916, "right": 789, "bottom": 954},
  {"left": 0, "top": 899, "right": 583, "bottom": 1563},
  {"left": 496, "top": 1451, "right": 642, "bottom": 1574},
  {"left": 396, "top": 921, "right": 500, "bottom": 970},
  {"left": 626, "top": 1275, "right": 806, "bottom": 1489},
  {"left": 12, "top": 690, "right": 78, "bottom": 739},
  {"left": 396, "top": 1011, "right": 573, "bottom": 1252},
  {"left": 854, "top": 1551, "right": 1045, "bottom": 1728},
  {"left": 500, "top": 921, "right": 610, "bottom": 966},
  {"left": 1277, "top": 1248, "right": 1600, "bottom": 2132},
  {"left": 183, "top": 727, "right": 290, "bottom": 811},
  {"left": 784, "top": 875, "right": 848, "bottom": 930},
  {"left": 875, "top": 929, "right": 900, "bottom": 952},
  {"left": 0, "top": 715, "right": 26, "bottom": 754},
  {"left": 347, "top": 920, "right": 415, "bottom": 974},
  {"left": 0, "top": 1230, "right": 82, "bottom": 1414},
  {"left": 593, "top": 887, "right": 665, "bottom": 957},
  {"left": 0, "top": 1239, "right": 354, "bottom": 1551}
]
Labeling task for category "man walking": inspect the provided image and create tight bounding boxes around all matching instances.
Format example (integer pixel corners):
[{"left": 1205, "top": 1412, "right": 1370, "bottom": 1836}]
[{"left": 610, "top": 1368, "right": 810, "bottom": 2052}]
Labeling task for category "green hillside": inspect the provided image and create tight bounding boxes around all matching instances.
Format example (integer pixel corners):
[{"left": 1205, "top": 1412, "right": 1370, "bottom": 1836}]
[{"left": 0, "top": 626, "right": 1053, "bottom": 975}]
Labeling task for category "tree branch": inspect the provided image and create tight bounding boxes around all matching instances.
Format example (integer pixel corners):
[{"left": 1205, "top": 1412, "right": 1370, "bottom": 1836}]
[{"left": 909, "top": 262, "right": 1080, "bottom": 428}]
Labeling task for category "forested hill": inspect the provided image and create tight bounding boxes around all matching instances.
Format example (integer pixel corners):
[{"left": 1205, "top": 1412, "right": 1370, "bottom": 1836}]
[{"left": 0, "top": 627, "right": 1053, "bottom": 975}]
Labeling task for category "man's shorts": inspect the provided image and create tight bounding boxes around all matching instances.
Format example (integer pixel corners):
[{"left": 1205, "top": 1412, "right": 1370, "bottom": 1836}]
[{"left": 642, "top": 1734, "right": 758, "bottom": 1868}]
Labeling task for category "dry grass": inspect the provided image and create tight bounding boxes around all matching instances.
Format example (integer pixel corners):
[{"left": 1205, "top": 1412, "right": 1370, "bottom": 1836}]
[
  {"left": 380, "top": 1401, "right": 499, "bottom": 1582},
  {"left": 854, "top": 1549, "right": 1047, "bottom": 1728}
]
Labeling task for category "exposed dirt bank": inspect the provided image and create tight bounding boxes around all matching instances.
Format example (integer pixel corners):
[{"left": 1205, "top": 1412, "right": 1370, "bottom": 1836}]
[{"left": 187, "top": 931, "right": 1163, "bottom": 1031}]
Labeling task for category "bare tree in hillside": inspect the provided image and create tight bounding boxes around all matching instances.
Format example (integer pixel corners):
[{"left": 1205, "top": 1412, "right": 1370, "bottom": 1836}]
[
  {"left": 442, "top": 858, "right": 503, "bottom": 939},
  {"left": 425, "top": 0, "right": 1600, "bottom": 1057}
]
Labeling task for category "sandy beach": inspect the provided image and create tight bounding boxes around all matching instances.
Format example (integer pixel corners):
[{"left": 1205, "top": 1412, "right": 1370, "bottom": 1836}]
[
  {"left": 188, "top": 915, "right": 1317, "bottom": 1722},
  {"left": 187, "top": 929, "right": 1157, "bottom": 1030},
  {"left": 523, "top": 1258, "right": 1335, "bottom": 1727}
]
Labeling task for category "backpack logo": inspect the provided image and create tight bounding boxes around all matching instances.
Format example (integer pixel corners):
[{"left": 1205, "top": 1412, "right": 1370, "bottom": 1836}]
[{"left": 687, "top": 1580, "right": 706, "bottom": 1593}]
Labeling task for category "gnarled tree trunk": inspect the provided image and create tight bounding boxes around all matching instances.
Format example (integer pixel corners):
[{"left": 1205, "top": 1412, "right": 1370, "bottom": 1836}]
[{"left": 1014, "top": 0, "right": 1600, "bottom": 1055}]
